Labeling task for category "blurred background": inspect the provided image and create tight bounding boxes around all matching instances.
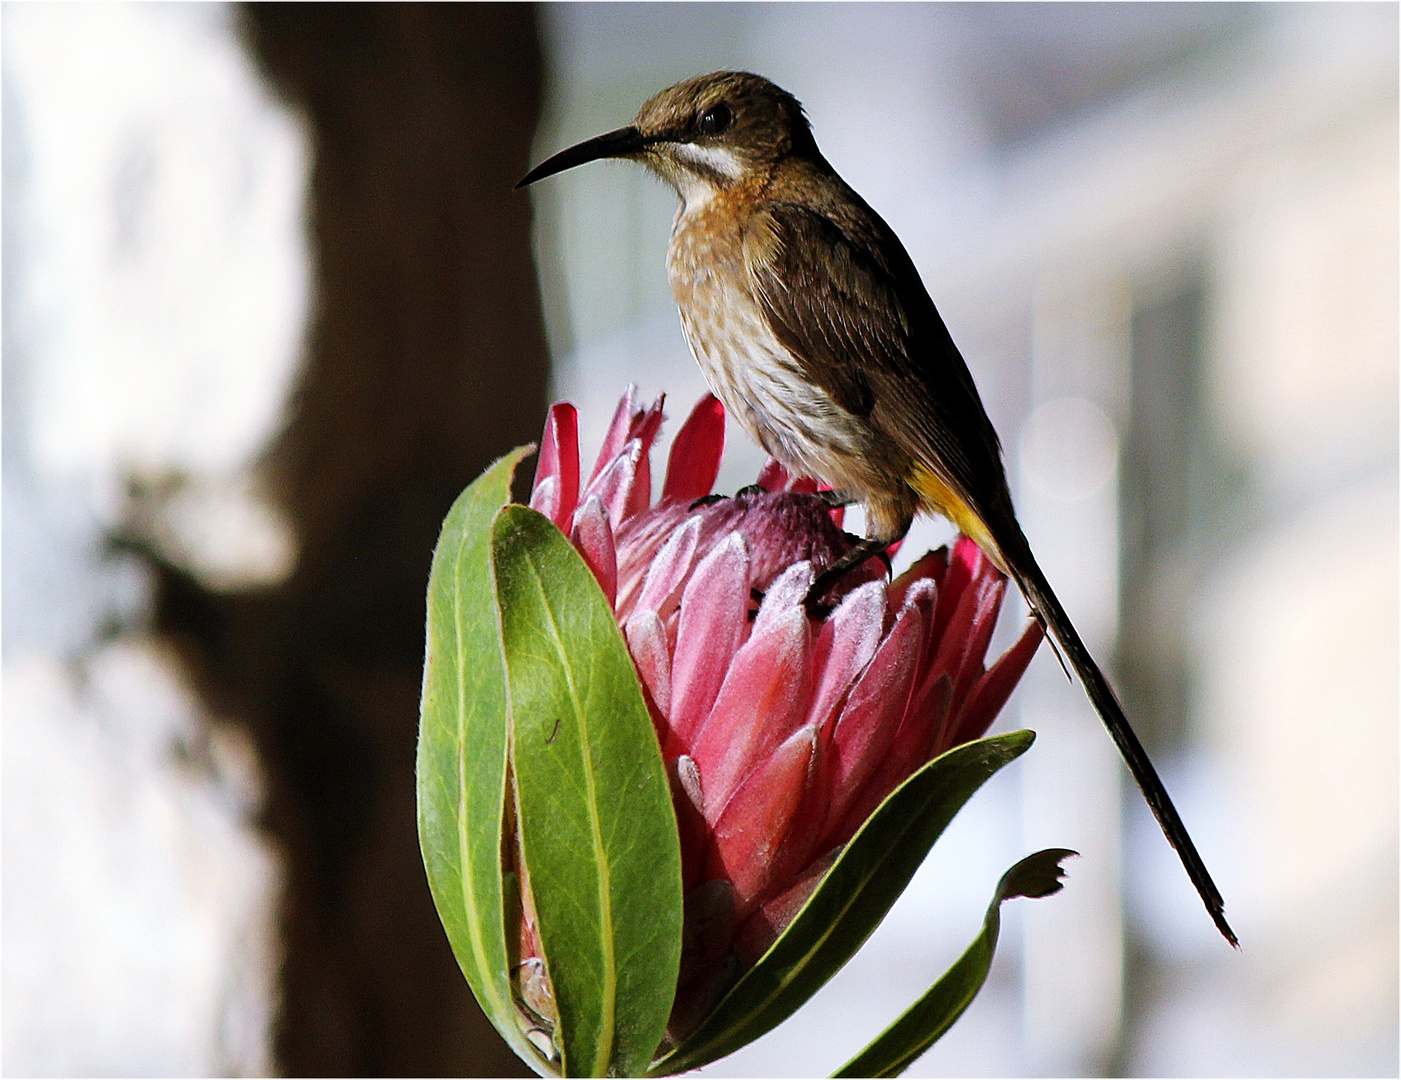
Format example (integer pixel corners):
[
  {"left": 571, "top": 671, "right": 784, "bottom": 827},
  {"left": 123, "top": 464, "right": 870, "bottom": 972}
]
[{"left": 3, "top": 3, "right": 1395, "bottom": 1076}]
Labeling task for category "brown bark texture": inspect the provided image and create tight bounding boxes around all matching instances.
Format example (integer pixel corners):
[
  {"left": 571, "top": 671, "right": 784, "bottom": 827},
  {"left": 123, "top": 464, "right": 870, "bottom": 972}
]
[{"left": 145, "top": 5, "right": 549, "bottom": 1074}]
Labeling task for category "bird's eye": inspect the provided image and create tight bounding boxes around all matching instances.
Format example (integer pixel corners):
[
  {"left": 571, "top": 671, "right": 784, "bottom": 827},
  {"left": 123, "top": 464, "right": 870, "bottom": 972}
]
[{"left": 697, "top": 103, "right": 733, "bottom": 137}]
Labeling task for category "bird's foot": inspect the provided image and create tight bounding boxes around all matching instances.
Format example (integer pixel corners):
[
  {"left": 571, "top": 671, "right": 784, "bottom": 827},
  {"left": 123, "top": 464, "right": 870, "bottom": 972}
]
[{"left": 803, "top": 538, "right": 893, "bottom": 617}]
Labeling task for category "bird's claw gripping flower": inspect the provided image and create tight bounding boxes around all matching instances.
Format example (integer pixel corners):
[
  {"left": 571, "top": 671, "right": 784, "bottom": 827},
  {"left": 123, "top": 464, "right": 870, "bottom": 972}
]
[{"left": 521, "top": 387, "right": 1043, "bottom": 1039}]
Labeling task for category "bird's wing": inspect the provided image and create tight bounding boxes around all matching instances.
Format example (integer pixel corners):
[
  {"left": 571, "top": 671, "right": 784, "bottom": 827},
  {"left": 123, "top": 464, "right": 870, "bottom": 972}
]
[
  {"left": 744, "top": 196, "right": 1012, "bottom": 523},
  {"left": 746, "top": 196, "right": 1239, "bottom": 946}
]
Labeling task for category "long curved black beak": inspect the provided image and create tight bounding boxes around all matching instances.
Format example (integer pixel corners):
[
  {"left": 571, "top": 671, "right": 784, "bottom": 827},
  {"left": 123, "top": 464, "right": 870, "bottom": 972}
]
[{"left": 516, "top": 126, "right": 649, "bottom": 189}]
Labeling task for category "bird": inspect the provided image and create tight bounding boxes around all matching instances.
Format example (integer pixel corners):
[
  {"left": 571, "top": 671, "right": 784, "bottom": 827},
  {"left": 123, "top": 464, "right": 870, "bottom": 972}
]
[{"left": 517, "top": 70, "right": 1236, "bottom": 947}]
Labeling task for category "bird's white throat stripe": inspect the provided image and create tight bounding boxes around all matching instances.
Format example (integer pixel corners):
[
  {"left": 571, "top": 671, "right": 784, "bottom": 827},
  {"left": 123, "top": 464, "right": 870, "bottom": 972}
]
[{"left": 671, "top": 142, "right": 744, "bottom": 183}]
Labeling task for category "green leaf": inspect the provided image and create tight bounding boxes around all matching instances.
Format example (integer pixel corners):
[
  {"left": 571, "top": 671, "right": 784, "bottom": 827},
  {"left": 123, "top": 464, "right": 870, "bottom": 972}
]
[
  {"left": 652, "top": 731, "right": 1036, "bottom": 1076},
  {"left": 417, "top": 448, "right": 544, "bottom": 1072},
  {"left": 493, "top": 505, "right": 683, "bottom": 1078},
  {"left": 833, "top": 848, "right": 1077, "bottom": 1078}
]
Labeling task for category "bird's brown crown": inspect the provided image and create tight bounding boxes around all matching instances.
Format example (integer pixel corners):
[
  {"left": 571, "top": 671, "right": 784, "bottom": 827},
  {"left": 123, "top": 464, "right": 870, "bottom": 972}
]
[
  {"left": 636, "top": 72, "right": 810, "bottom": 155},
  {"left": 633, "top": 72, "right": 816, "bottom": 189}
]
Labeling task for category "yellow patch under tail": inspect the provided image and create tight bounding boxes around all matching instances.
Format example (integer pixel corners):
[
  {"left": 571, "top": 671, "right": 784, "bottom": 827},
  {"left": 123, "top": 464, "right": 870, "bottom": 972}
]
[{"left": 909, "top": 463, "right": 1008, "bottom": 573}]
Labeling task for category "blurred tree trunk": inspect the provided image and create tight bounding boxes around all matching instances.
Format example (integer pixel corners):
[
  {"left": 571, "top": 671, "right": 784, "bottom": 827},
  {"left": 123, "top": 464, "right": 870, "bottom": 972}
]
[{"left": 149, "top": 5, "right": 548, "bottom": 1074}]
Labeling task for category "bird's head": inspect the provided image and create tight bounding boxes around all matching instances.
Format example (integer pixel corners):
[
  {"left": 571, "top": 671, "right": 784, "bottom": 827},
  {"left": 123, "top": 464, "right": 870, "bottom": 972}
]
[{"left": 517, "top": 71, "right": 815, "bottom": 204}]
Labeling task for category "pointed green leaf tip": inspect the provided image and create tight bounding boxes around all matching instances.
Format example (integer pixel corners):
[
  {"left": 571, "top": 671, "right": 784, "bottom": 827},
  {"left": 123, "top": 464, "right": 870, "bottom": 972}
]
[
  {"left": 493, "top": 505, "right": 682, "bottom": 1077},
  {"left": 652, "top": 731, "right": 1037, "bottom": 1076},
  {"left": 833, "top": 848, "right": 1078, "bottom": 1078}
]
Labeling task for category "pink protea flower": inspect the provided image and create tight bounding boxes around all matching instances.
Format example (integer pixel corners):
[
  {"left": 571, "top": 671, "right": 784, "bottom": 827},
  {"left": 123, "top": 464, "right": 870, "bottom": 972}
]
[{"left": 522, "top": 387, "right": 1043, "bottom": 1035}]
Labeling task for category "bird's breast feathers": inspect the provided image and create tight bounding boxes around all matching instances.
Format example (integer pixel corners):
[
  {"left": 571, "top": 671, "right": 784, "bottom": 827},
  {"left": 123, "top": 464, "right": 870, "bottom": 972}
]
[{"left": 668, "top": 207, "right": 870, "bottom": 482}]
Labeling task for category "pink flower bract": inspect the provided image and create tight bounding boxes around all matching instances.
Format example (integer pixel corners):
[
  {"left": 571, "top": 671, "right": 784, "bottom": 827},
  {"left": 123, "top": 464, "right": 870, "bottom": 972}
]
[{"left": 524, "top": 387, "right": 1043, "bottom": 1035}]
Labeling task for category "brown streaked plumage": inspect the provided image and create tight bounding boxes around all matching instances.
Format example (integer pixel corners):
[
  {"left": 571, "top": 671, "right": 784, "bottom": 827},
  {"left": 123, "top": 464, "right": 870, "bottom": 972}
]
[{"left": 518, "top": 71, "right": 1236, "bottom": 947}]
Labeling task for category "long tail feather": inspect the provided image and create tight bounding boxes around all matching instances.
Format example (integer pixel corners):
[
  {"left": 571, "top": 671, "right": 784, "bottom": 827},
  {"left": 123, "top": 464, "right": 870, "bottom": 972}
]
[{"left": 1001, "top": 528, "right": 1237, "bottom": 947}]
